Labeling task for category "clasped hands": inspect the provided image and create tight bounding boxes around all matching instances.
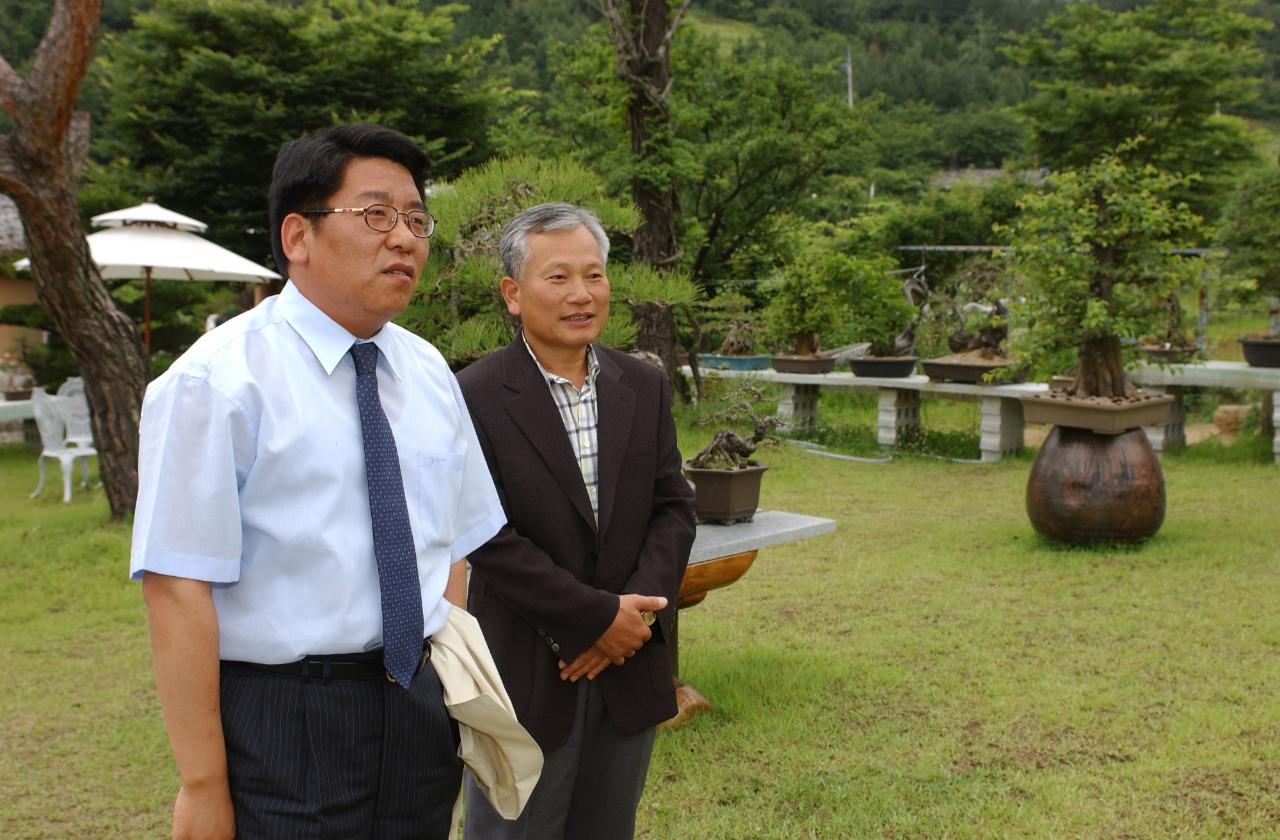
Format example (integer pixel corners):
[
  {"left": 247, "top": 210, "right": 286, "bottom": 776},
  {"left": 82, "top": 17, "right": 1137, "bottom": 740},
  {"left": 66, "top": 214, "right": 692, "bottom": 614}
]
[{"left": 557, "top": 593, "right": 666, "bottom": 682}]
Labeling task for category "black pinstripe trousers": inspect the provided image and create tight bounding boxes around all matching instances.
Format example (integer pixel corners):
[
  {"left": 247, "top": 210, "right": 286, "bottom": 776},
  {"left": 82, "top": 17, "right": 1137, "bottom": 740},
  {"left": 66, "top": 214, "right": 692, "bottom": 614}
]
[{"left": 219, "top": 658, "right": 461, "bottom": 839}]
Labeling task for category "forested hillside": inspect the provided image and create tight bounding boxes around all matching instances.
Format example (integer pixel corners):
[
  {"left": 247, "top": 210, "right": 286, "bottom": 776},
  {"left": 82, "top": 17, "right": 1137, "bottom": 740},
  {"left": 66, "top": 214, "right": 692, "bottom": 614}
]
[{"left": 3, "top": 0, "right": 1278, "bottom": 342}]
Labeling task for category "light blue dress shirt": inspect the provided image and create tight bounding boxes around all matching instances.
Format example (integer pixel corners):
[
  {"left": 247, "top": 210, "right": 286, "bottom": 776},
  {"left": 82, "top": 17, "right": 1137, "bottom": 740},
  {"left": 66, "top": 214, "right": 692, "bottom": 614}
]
[{"left": 130, "top": 281, "right": 506, "bottom": 664}]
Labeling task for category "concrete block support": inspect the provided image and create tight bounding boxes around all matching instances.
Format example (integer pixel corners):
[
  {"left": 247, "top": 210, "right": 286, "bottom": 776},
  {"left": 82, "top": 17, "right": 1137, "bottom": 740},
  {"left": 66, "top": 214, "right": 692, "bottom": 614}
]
[
  {"left": 776, "top": 384, "right": 819, "bottom": 432},
  {"left": 979, "top": 395, "right": 1025, "bottom": 462},
  {"left": 877, "top": 388, "right": 920, "bottom": 448},
  {"left": 1140, "top": 386, "right": 1186, "bottom": 453}
]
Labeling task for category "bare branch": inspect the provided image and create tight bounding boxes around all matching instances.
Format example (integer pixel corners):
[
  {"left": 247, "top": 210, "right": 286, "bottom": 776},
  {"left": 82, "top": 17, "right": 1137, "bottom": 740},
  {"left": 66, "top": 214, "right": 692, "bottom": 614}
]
[
  {"left": 28, "top": 0, "right": 102, "bottom": 144},
  {"left": 0, "top": 55, "right": 22, "bottom": 117},
  {"left": 658, "top": 0, "right": 692, "bottom": 55},
  {"left": 0, "top": 136, "right": 28, "bottom": 197}
]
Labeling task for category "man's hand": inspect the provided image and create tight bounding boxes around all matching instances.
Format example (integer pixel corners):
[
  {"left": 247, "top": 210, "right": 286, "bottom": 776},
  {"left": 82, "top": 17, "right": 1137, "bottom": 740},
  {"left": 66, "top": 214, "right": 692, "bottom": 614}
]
[
  {"left": 558, "top": 643, "right": 613, "bottom": 682},
  {"left": 594, "top": 593, "right": 667, "bottom": 661},
  {"left": 172, "top": 781, "right": 235, "bottom": 840}
]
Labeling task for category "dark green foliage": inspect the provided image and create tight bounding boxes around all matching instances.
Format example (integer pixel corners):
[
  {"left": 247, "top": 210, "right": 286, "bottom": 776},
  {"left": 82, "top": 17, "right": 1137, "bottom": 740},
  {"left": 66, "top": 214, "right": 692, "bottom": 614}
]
[
  {"left": 1007, "top": 0, "right": 1268, "bottom": 215},
  {"left": 527, "top": 25, "right": 869, "bottom": 293},
  {"left": 825, "top": 252, "right": 912, "bottom": 355},
  {"left": 843, "top": 175, "right": 1033, "bottom": 281},
  {"left": 90, "top": 0, "right": 502, "bottom": 271},
  {"left": 675, "top": 34, "right": 870, "bottom": 289},
  {"left": 446, "top": 0, "right": 590, "bottom": 92},
  {"left": 763, "top": 248, "right": 850, "bottom": 353},
  {"left": 1220, "top": 162, "right": 1280, "bottom": 299},
  {"left": 1003, "top": 151, "right": 1204, "bottom": 390}
]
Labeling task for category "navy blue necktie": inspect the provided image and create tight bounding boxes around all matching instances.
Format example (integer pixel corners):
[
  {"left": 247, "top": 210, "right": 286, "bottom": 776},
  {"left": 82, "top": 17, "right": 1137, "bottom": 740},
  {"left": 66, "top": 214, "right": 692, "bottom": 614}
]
[{"left": 350, "top": 342, "right": 423, "bottom": 687}]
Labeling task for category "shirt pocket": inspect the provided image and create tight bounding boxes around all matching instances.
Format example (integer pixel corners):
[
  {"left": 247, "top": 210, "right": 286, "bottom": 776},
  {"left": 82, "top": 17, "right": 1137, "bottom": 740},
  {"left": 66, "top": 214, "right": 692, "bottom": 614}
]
[{"left": 416, "top": 448, "right": 466, "bottom": 549}]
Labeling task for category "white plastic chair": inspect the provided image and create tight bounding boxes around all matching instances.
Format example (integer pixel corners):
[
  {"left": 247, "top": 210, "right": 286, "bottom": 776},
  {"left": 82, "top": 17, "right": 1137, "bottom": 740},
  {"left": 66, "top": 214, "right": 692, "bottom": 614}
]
[
  {"left": 55, "top": 377, "right": 95, "bottom": 448},
  {"left": 30, "top": 389, "right": 97, "bottom": 503}
]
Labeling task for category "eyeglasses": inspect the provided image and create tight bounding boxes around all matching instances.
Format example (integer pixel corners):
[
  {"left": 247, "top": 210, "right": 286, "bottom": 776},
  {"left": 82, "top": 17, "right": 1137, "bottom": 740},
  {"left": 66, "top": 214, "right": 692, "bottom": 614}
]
[{"left": 301, "top": 204, "right": 436, "bottom": 238}]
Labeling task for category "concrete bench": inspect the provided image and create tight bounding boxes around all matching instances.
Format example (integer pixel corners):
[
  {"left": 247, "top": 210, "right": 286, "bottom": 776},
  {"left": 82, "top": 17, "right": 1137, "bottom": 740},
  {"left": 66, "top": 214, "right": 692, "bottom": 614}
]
[
  {"left": 694, "top": 362, "right": 1280, "bottom": 465},
  {"left": 1130, "top": 361, "right": 1280, "bottom": 463},
  {"left": 694, "top": 366, "right": 1046, "bottom": 463}
]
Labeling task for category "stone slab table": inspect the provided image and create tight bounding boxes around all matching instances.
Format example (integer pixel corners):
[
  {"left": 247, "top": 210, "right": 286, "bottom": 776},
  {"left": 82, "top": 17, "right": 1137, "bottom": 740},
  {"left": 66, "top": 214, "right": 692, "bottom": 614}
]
[
  {"left": 664, "top": 509, "right": 837, "bottom": 727},
  {"left": 1131, "top": 361, "right": 1280, "bottom": 463}
]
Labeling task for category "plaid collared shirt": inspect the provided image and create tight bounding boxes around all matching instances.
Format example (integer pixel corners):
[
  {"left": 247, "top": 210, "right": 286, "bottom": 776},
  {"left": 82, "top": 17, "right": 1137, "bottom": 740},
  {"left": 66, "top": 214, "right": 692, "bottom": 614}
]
[{"left": 524, "top": 338, "right": 601, "bottom": 522}]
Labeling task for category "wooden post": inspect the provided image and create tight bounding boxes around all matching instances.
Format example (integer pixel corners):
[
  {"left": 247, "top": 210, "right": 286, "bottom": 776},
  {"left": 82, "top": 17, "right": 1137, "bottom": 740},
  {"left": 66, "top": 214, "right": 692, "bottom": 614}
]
[{"left": 143, "top": 267, "right": 152, "bottom": 351}]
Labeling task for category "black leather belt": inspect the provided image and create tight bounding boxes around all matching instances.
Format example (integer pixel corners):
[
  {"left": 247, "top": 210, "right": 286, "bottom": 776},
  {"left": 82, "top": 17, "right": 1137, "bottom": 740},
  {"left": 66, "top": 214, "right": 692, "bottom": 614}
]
[{"left": 227, "top": 641, "right": 430, "bottom": 682}]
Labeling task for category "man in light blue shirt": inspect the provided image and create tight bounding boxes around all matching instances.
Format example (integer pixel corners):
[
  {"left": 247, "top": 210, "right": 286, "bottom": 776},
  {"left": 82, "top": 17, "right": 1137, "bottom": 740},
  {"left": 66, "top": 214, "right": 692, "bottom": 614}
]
[{"left": 131, "top": 124, "right": 505, "bottom": 839}]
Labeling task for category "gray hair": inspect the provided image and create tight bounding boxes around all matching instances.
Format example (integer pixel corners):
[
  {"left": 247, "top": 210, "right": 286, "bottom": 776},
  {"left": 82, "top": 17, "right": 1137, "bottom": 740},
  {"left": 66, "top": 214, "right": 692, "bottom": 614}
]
[{"left": 499, "top": 202, "right": 610, "bottom": 280}]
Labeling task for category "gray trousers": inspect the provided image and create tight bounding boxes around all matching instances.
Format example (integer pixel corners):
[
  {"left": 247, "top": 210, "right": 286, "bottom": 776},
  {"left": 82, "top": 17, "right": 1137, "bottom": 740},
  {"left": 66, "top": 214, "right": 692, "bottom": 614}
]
[{"left": 463, "top": 679, "right": 656, "bottom": 840}]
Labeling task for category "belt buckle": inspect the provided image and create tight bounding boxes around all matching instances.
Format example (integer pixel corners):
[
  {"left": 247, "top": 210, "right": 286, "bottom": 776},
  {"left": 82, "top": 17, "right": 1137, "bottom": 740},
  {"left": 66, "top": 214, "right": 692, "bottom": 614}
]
[{"left": 385, "top": 644, "right": 431, "bottom": 684}]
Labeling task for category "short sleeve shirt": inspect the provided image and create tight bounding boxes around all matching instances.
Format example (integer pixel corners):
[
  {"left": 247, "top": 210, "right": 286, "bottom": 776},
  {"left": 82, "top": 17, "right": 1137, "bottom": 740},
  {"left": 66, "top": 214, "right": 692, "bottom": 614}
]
[{"left": 129, "top": 281, "right": 506, "bottom": 663}]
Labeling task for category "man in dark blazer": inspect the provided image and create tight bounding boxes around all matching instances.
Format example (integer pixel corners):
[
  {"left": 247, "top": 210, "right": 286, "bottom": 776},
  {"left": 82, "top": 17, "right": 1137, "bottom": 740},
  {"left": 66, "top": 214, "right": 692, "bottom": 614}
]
[{"left": 458, "top": 202, "right": 696, "bottom": 839}]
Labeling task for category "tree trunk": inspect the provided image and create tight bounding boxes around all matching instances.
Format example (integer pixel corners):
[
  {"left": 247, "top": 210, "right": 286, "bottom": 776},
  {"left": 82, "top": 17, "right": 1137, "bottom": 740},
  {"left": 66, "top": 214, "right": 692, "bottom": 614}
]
[
  {"left": 11, "top": 139, "right": 148, "bottom": 517},
  {"left": 1, "top": 0, "right": 148, "bottom": 518},
  {"left": 1075, "top": 334, "right": 1133, "bottom": 399},
  {"left": 794, "top": 332, "right": 818, "bottom": 356},
  {"left": 624, "top": 0, "right": 681, "bottom": 396},
  {"left": 632, "top": 299, "right": 688, "bottom": 399},
  {"left": 624, "top": 0, "right": 680, "bottom": 268},
  {"left": 601, "top": 0, "right": 690, "bottom": 398}
]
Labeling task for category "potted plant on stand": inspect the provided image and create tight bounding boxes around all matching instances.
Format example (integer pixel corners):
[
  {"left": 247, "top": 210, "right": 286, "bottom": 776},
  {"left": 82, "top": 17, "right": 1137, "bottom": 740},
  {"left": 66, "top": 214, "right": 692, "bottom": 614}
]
[
  {"left": 1005, "top": 151, "right": 1202, "bottom": 544},
  {"left": 764, "top": 250, "right": 844, "bottom": 374},
  {"left": 840, "top": 254, "right": 919, "bottom": 377},
  {"left": 1138, "top": 292, "right": 1198, "bottom": 363},
  {"left": 919, "top": 257, "right": 1024, "bottom": 383},
  {"left": 683, "top": 383, "right": 782, "bottom": 524},
  {"left": 696, "top": 292, "right": 771, "bottom": 371},
  {"left": 1220, "top": 158, "right": 1280, "bottom": 368}
]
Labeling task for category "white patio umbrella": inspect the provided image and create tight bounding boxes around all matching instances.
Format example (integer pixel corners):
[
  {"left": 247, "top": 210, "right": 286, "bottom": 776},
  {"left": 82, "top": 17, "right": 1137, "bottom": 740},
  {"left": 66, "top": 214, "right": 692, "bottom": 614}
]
[{"left": 16, "top": 200, "right": 279, "bottom": 350}]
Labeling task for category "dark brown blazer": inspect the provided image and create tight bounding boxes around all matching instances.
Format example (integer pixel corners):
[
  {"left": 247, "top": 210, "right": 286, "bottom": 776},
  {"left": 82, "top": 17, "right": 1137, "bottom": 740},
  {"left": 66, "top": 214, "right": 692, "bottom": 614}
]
[{"left": 457, "top": 337, "right": 696, "bottom": 751}]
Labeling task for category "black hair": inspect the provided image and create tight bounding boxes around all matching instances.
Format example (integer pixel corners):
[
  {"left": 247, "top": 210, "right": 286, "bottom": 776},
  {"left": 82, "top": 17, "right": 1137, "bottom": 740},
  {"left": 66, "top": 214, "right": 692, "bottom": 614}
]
[{"left": 267, "top": 123, "right": 429, "bottom": 274}]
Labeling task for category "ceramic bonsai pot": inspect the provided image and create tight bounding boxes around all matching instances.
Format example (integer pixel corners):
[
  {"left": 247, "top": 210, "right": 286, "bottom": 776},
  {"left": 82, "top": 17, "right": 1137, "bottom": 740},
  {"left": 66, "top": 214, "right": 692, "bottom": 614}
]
[
  {"left": 921, "top": 352, "right": 1023, "bottom": 384},
  {"left": 1020, "top": 391, "right": 1174, "bottom": 435},
  {"left": 682, "top": 462, "right": 767, "bottom": 524},
  {"left": 3, "top": 389, "right": 33, "bottom": 401},
  {"left": 770, "top": 354, "right": 836, "bottom": 374},
  {"left": 698, "top": 353, "right": 772, "bottom": 371},
  {"left": 1240, "top": 336, "right": 1280, "bottom": 368},
  {"left": 848, "top": 356, "right": 917, "bottom": 378},
  {"left": 1139, "top": 343, "right": 1197, "bottom": 364}
]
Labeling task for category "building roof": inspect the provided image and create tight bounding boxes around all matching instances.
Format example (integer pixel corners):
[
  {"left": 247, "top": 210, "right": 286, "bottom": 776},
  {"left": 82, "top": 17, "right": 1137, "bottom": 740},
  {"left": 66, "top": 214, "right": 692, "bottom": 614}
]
[
  {"left": 0, "top": 195, "right": 24, "bottom": 260},
  {"left": 930, "top": 168, "right": 1045, "bottom": 190}
]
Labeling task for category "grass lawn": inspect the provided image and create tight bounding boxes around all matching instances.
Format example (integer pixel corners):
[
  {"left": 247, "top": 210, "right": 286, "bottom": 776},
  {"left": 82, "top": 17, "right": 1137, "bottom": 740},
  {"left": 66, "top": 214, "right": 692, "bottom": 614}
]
[{"left": 2, "top": 423, "right": 1278, "bottom": 837}]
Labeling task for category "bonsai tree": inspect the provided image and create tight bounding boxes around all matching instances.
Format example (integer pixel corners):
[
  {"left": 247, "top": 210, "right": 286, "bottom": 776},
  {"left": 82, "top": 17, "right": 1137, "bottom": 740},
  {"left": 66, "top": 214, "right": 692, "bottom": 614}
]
[
  {"left": 839, "top": 253, "right": 916, "bottom": 358},
  {"left": 1003, "top": 151, "right": 1203, "bottom": 397},
  {"left": 687, "top": 382, "right": 783, "bottom": 470},
  {"left": 1219, "top": 159, "right": 1280, "bottom": 341},
  {"left": 698, "top": 292, "right": 759, "bottom": 356},
  {"left": 763, "top": 250, "right": 845, "bottom": 356},
  {"left": 914, "top": 256, "right": 1011, "bottom": 359}
]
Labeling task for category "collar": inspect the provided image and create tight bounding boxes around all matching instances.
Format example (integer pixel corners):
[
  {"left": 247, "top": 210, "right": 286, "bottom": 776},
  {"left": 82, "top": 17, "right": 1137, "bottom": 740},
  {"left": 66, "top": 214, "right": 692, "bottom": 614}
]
[
  {"left": 522, "top": 334, "right": 599, "bottom": 389},
  {"left": 279, "top": 280, "right": 403, "bottom": 381}
]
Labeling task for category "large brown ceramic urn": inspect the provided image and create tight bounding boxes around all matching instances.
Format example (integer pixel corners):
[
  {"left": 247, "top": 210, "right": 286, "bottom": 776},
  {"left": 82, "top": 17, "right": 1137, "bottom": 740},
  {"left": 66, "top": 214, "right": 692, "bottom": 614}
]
[{"left": 1025, "top": 425, "right": 1165, "bottom": 544}]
